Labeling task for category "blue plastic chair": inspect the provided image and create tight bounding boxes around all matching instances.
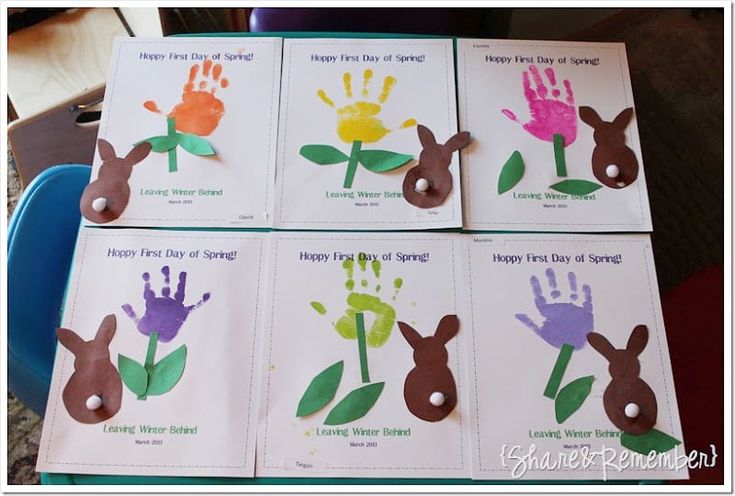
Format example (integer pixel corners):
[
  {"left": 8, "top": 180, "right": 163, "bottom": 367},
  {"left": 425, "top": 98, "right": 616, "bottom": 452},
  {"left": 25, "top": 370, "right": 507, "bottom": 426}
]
[{"left": 8, "top": 164, "right": 91, "bottom": 416}]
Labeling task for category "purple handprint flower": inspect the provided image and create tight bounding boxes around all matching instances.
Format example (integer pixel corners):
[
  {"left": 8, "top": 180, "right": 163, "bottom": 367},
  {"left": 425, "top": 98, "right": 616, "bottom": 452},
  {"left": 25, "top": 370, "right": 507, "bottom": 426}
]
[
  {"left": 122, "top": 266, "right": 210, "bottom": 343},
  {"left": 118, "top": 266, "right": 211, "bottom": 401},
  {"left": 515, "top": 268, "right": 593, "bottom": 400},
  {"left": 515, "top": 268, "right": 593, "bottom": 349}
]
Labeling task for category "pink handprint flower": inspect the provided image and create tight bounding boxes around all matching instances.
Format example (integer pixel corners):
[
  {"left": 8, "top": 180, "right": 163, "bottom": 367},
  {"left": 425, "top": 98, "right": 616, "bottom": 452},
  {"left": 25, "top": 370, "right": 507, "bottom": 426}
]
[{"left": 502, "top": 65, "right": 577, "bottom": 178}]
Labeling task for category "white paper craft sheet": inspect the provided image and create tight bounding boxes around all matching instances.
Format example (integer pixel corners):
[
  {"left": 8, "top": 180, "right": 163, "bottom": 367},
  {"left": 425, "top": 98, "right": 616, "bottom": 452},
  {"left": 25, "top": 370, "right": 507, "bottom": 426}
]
[
  {"left": 457, "top": 39, "right": 653, "bottom": 231},
  {"left": 37, "top": 229, "right": 268, "bottom": 477},
  {"left": 257, "top": 232, "right": 471, "bottom": 477},
  {"left": 464, "top": 234, "right": 686, "bottom": 480},
  {"left": 84, "top": 37, "right": 282, "bottom": 228},
  {"left": 274, "top": 38, "right": 462, "bottom": 230}
]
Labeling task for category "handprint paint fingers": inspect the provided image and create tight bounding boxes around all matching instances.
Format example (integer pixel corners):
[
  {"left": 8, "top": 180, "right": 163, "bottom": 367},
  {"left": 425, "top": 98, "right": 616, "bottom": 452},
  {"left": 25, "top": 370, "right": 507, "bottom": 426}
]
[
  {"left": 121, "top": 304, "right": 141, "bottom": 326},
  {"left": 378, "top": 75, "right": 397, "bottom": 103},
  {"left": 545, "top": 68, "right": 561, "bottom": 98},
  {"left": 185, "top": 292, "right": 211, "bottom": 312},
  {"left": 142, "top": 272, "right": 155, "bottom": 301},
  {"left": 161, "top": 266, "right": 171, "bottom": 298},
  {"left": 515, "top": 313, "right": 543, "bottom": 336},
  {"left": 582, "top": 283, "right": 593, "bottom": 313},
  {"left": 202, "top": 59, "right": 213, "bottom": 77},
  {"left": 530, "top": 275, "right": 548, "bottom": 311},
  {"left": 183, "top": 63, "right": 199, "bottom": 95},
  {"left": 174, "top": 271, "right": 187, "bottom": 303},
  {"left": 529, "top": 65, "right": 549, "bottom": 100},
  {"left": 521, "top": 70, "right": 538, "bottom": 102},
  {"left": 567, "top": 272, "right": 579, "bottom": 300},
  {"left": 545, "top": 268, "right": 561, "bottom": 299},
  {"left": 563, "top": 79, "right": 575, "bottom": 106},
  {"left": 361, "top": 69, "right": 373, "bottom": 97}
]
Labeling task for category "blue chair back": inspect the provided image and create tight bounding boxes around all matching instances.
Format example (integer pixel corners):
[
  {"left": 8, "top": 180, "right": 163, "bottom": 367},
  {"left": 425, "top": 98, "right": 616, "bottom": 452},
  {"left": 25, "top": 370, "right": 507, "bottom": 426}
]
[{"left": 8, "top": 164, "right": 91, "bottom": 416}]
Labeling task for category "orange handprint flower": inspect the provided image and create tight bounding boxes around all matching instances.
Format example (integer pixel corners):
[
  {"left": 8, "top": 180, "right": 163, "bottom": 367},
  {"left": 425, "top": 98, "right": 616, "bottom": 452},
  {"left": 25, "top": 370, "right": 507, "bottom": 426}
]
[
  {"left": 301, "top": 69, "right": 417, "bottom": 189},
  {"left": 141, "top": 60, "right": 228, "bottom": 172}
]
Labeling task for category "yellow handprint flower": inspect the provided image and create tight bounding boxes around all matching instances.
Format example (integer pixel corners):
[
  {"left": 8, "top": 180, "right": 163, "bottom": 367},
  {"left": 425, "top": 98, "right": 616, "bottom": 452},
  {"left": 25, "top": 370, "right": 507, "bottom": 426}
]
[{"left": 300, "top": 69, "right": 417, "bottom": 189}]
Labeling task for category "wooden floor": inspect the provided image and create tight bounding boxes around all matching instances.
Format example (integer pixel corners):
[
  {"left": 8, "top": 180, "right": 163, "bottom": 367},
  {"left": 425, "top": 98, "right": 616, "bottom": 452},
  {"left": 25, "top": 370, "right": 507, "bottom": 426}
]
[{"left": 6, "top": 8, "right": 725, "bottom": 485}]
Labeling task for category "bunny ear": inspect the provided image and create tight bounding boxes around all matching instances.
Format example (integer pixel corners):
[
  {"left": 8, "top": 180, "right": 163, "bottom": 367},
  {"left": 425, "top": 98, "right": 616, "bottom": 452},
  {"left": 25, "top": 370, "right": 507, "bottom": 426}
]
[
  {"left": 398, "top": 321, "right": 423, "bottom": 350},
  {"left": 94, "top": 314, "right": 117, "bottom": 347},
  {"left": 417, "top": 125, "right": 437, "bottom": 149},
  {"left": 97, "top": 139, "right": 117, "bottom": 161},
  {"left": 578, "top": 106, "right": 604, "bottom": 129},
  {"left": 56, "top": 328, "right": 85, "bottom": 356},
  {"left": 611, "top": 107, "right": 634, "bottom": 131},
  {"left": 587, "top": 332, "right": 616, "bottom": 361},
  {"left": 125, "top": 141, "right": 152, "bottom": 166},
  {"left": 626, "top": 324, "right": 649, "bottom": 356},
  {"left": 444, "top": 132, "right": 471, "bottom": 153},
  {"left": 434, "top": 314, "right": 459, "bottom": 344}
]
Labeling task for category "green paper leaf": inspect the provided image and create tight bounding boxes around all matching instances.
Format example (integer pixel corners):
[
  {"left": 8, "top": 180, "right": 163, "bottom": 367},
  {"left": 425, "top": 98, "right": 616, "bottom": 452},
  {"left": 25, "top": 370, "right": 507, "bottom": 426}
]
[
  {"left": 177, "top": 134, "right": 215, "bottom": 156},
  {"left": 324, "top": 382, "right": 385, "bottom": 425},
  {"left": 118, "top": 354, "right": 148, "bottom": 397},
  {"left": 296, "top": 361, "right": 344, "bottom": 417},
  {"left": 621, "top": 428, "right": 682, "bottom": 455},
  {"left": 141, "top": 135, "right": 178, "bottom": 152},
  {"left": 358, "top": 150, "right": 413, "bottom": 172},
  {"left": 300, "top": 144, "right": 350, "bottom": 165},
  {"left": 555, "top": 375, "right": 594, "bottom": 423},
  {"left": 146, "top": 344, "right": 187, "bottom": 396},
  {"left": 497, "top": 150, "right": 525, "bottom": 194},
  {"left": 549, "top": 179, "right": 603, "bottom": 196}
]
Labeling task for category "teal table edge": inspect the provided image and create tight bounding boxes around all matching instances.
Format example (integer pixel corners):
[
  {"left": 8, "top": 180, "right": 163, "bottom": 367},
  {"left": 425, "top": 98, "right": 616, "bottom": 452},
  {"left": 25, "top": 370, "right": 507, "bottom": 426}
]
[{"left": 42, "top": 31, "right": 662, "bottom": 486}]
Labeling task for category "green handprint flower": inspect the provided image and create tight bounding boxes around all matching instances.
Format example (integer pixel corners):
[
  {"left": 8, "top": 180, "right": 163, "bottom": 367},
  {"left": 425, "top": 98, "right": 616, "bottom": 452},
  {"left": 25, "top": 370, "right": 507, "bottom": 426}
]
[
  {"left": 313, "top": 256, "right": 403, "bottom": 381},
  {"left": 299, "top": 254, "right": 403, "bottom": 425}
]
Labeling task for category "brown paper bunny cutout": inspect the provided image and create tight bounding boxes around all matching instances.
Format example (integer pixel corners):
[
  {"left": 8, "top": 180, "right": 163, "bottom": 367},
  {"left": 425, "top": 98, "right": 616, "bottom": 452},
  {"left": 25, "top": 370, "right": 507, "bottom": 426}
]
[
  {"left": 587, "top": 325, "right": 657, "bottom": 435},
  {"left": 578, "top": 106, "right": 639, "bottom": 189},
  {"left": 80, "top": 139, "right": 151, "bottom": 223},
  {"left": 56, "top": 314, "right": 123, "bottom": 424},
  {"left": 398, "top": 315, "right": 459, "bottom": 422},
  {"left": 402, "top": 125, "right": 471, "bottom": 209}
]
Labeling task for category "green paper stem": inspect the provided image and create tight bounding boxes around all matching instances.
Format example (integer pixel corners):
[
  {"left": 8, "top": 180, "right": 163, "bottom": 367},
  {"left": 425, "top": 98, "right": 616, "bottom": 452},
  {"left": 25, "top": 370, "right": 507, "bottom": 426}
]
[
  {"left": 343, "top": 140, "right": 362, "bottom": 189},
  {"left": 553, "top": 133, "right": 567, "bottom": 177},
  {"left": 544, "top": 343, "right": 574, "bottom": 399},
  {"left": 139, "top": 331, "right": 159, "bottom": 401},
  {"left": 355, "top": 312, "right": 370, "bottom": 384},
  {"left": 167, "top": 117, "right": 178, "bottom": 173}
]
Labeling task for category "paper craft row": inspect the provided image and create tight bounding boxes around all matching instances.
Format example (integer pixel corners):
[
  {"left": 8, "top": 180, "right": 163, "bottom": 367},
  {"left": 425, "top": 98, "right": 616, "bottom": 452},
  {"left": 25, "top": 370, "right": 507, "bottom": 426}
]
[
  {"left": 84, "top": 37, "right": 652, "bottom": 231},
  {"left": 38, "top": 229, "right": 685, "bottom": 480}
]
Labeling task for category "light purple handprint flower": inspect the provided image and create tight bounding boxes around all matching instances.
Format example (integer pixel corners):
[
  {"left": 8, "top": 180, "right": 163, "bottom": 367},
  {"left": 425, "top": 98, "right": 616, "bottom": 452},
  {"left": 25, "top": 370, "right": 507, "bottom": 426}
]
[
  {"left": 502, "top": 65, "right": 577, "bottom": 146},
  {"left": 122, "top": 265, "right": 210, "bottom": 343},
  {"left": 515, "top": 268, "right": 593, "bottom": 401},
  {"left": 515, "top": 268, "right": 593, "bottom": 349}
]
